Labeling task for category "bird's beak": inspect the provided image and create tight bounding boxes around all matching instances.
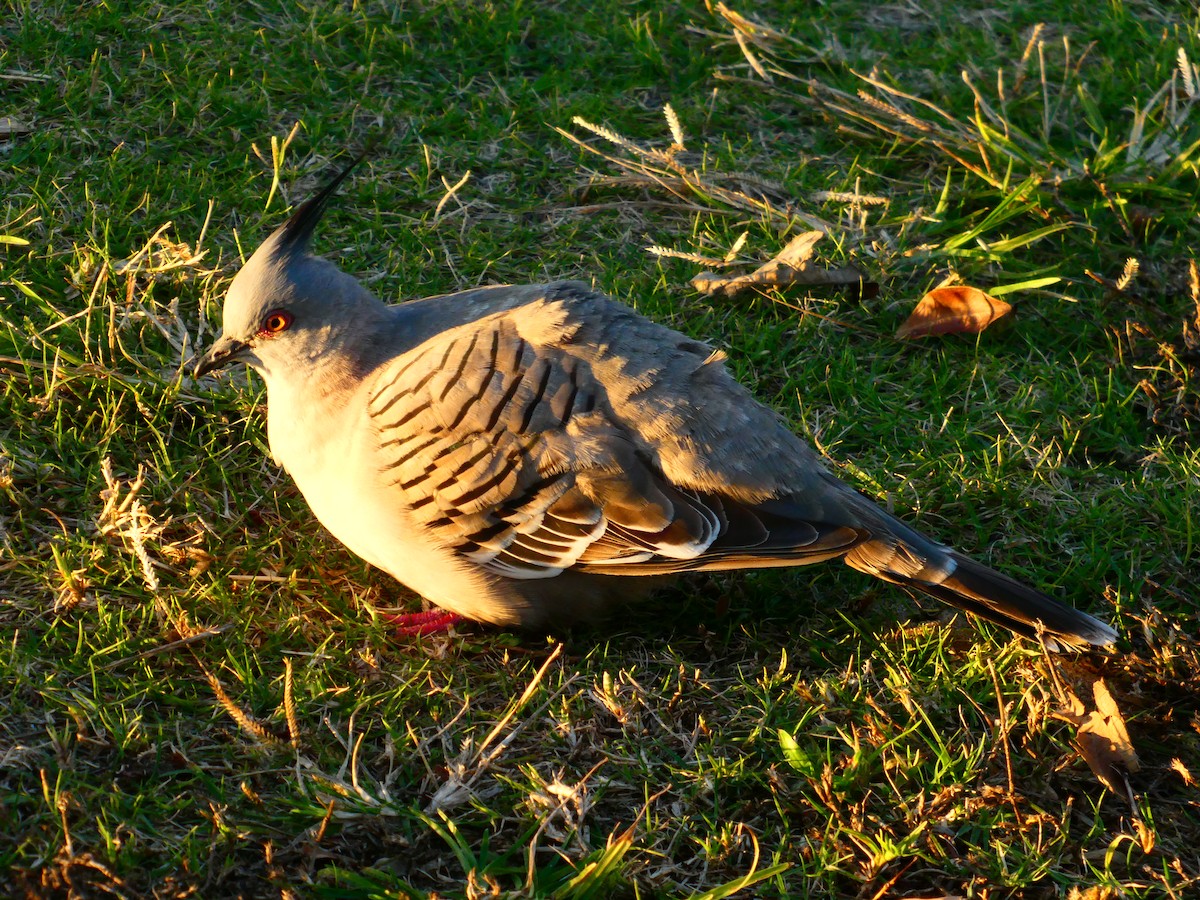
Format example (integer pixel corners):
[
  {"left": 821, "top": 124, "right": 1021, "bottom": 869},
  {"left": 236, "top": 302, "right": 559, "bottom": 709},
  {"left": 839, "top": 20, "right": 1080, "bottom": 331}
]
[{"left": 193, "top": 334, "right": 250, "bottom": 378}]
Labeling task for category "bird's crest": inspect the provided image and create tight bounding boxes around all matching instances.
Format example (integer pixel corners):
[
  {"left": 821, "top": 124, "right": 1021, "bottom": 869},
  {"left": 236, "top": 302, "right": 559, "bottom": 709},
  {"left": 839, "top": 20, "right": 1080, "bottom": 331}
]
[{"left": 268, "top": 154, "right": 364, "bottom": 257}]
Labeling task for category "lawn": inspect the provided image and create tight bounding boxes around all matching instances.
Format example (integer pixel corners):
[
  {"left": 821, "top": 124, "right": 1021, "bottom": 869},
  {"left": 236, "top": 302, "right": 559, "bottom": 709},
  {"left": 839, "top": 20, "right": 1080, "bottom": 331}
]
[{"left": 1, "top": 0, "right": 1198, "bottom": 896}]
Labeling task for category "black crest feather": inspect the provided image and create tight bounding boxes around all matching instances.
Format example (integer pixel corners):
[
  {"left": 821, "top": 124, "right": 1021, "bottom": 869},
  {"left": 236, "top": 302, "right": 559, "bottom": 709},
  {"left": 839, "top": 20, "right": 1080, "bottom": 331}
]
[{"left": 272, "top": 153, "right": 365, "bottom": 255}]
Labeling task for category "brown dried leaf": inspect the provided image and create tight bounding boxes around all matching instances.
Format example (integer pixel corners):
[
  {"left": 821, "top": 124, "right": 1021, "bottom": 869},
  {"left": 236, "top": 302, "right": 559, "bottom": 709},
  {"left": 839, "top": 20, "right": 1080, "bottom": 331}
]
[
  {"left": 691, "top": 231, "right": 870, "bottom": 298},
  {"left": 772, "top": 230, "right": 825, "bottom": 268},
  {"left": 1170, "top": 757, "right": 1195, "bottom": 786},
  {"left": 1133, "top": 814, "right": 1156, "bottom": 854},
  {"left": 1063, "top": 679, "right": 1140, "bottom": 794},
  {"left": 895, "top": 285, "right": 1013, "bottom": 339},
  {"left": 1059, "top": 687, "right": 1088, "bottom": 723}
]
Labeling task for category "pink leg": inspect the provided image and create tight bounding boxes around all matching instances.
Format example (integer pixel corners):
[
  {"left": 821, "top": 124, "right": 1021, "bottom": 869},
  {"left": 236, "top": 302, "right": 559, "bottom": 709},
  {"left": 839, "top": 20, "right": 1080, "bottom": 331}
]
[{"left": 379, "top": 608, "right": 466, "bottom": 637}]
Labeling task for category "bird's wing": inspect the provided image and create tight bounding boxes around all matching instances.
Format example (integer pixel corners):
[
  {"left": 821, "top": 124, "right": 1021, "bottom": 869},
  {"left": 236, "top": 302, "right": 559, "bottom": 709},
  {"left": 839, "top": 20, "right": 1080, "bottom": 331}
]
[{"left": 365, "top": 287, "right": 862, "bottom": 580}]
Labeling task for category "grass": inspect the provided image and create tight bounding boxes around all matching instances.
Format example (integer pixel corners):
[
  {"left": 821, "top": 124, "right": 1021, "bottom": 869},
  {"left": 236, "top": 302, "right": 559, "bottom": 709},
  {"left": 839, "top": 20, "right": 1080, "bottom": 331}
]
[{"left": 2, "top": 0, "right": 1198, "bottom": 896}]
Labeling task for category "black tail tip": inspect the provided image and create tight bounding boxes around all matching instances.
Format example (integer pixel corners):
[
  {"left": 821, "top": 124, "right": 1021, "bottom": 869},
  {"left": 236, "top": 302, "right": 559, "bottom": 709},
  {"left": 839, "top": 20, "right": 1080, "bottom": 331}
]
[{"left": 920, "top": 553, "right": 1120, "bottom": 651}]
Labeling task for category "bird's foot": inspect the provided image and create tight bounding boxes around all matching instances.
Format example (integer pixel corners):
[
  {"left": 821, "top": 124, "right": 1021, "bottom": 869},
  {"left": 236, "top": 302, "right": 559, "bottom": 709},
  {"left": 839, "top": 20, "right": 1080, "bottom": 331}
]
[{"left": 381, "top": 608, "right": 465, "bottom": 637}]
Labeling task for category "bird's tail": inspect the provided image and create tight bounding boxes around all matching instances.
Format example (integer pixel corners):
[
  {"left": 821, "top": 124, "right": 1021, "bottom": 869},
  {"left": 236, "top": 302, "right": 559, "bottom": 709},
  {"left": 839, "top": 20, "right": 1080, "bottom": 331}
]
[{"left": 888, "top": 550, "right": 1118, "bottom": 649}]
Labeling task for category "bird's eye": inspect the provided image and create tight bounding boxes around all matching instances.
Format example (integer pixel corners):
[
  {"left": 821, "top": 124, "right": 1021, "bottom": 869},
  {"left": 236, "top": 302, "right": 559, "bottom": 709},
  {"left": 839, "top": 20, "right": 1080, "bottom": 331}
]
[{"left": 258, "top": 309, "right": 294, "bottom": 337}]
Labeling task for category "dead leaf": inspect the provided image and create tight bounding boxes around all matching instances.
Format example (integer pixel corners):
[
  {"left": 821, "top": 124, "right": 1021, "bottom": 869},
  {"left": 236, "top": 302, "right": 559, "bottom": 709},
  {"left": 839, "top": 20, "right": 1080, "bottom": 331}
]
[
  {"left": 0, "top": 117, "right": 31, "bottom": 140},
  {"left": 691, "top": 230, "right": 871, "bottom": 298},
  {"left": 1133, "top": 814, "right": 1156, "bottom": 854},
  {"left": 1184, "top": 260, "right": 1200, "bottom": 353},
  {"left": 1058, "top": 678, "right": 1140, "bottom": 795},
  {"left": 772, "top": 230, "right": 825, "bottom": 267},
  {"left": 1170, "top": 757, "right": 1194, "bottom": 786},
  {"left": 895, "top": 285, "right": 1013, "bottom": 339}
]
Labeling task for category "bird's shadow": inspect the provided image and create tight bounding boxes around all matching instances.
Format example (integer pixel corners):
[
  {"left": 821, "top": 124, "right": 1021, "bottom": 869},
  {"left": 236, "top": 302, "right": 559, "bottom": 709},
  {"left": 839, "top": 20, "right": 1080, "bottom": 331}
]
[{"left": 466, "top": 569, "right": 910, "bottom": 671}]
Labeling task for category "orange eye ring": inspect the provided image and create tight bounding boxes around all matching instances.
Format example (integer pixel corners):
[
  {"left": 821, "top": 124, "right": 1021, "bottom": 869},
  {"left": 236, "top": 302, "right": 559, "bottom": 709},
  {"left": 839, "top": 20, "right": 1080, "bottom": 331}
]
[{"left": 258, "top": 309, "right": 294, "bottom": 337}]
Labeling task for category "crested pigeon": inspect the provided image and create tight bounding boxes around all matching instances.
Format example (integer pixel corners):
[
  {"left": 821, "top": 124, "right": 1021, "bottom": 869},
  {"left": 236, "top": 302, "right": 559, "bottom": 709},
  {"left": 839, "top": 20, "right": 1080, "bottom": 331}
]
[{"left": 194, "top": 160, "right": 1118, "bottom": 649}]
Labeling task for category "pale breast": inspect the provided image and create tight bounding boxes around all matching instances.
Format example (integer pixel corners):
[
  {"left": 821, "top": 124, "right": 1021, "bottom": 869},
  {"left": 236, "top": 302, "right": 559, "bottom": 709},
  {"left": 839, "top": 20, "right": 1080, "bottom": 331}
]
[{"left": 264, "top": 372, "right": 518, "bottom": 623}]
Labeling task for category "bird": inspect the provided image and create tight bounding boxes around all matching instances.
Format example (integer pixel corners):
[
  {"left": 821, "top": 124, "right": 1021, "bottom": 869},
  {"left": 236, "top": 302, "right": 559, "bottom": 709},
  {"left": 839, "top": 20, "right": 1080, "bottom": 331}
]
[{"left": 193, "top": 159, "right": 1118, "bottom": 649}]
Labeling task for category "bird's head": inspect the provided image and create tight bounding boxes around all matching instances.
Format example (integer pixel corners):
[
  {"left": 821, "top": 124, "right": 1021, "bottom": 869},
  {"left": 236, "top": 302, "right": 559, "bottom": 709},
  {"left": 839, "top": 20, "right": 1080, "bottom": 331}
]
[{"left": 194, "top": 158, "right": 383, "bottom": 382}]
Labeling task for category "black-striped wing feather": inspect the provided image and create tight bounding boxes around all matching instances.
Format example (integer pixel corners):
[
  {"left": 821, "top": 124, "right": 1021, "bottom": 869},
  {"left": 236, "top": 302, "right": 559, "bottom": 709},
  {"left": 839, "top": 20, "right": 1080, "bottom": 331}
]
[{"left": 366, "top": 302, "right": 862, "bottom": 579}]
